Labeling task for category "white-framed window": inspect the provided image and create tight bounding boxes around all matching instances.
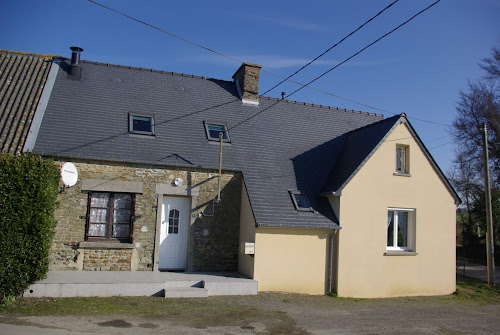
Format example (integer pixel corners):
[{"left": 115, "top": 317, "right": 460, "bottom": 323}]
[
  {"left": 387, "top": 208, "right": 415, "bottom": 251},
  {"left": 395, "top": 144, "right": 409, "bottom": 174}
]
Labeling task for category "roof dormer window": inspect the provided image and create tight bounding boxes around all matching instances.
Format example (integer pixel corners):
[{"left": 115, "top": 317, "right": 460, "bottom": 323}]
[
  {"left": 204, "top": 122, "right": 230, "bottom": 142},
  {"left": 129, "top": 114, "right": 154, "bottom": 136},
  {"left": 289, "top": 191, "right": 313, "bottom": 212}
]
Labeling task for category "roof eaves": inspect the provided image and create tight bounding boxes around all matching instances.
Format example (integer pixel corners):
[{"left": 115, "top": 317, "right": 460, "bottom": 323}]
[
  {"left": 23, "top": 58, "right": 60, "bottom": 152},
  {"left": 257, "top": 222, "right": 340, "bottom": 230},
  {"left": 400, "top": 118, "right": 462, "bottom": 205},
  {"left": 329, "top": 114, "right": 461, "bottom": 205},
  {"left": 0, "top": 49, "right": 60, "bottom": 60}
]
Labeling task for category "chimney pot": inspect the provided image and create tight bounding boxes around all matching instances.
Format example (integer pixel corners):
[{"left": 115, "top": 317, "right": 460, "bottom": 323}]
[
  {"left": 232, "top": 63, "right": 262, "bottom": 106},
  {"left": 69, "top": 46, "right": 84, "bottom": 79}
]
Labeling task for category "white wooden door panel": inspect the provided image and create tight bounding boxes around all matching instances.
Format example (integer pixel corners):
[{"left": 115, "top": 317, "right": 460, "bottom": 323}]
[{"left": 159, "top": 196, "right": 190, "bottom": 270}]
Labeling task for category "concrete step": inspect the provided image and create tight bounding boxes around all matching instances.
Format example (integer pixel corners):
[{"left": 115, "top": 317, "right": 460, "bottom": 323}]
[
  {"left": 164, "top": 286, "right": 208, "bottom": 298},
  {"left": 23, "top": 271, "right": 258, "bottom": 298},
  {"left": 25, "top": 282, "right": 165, "bottom": 298},
  {"left": 164, "top": 280, "right": 204, "bottom": 289},
  {"left": 164, "top": 280, "right": 207, "bottom": 298}
]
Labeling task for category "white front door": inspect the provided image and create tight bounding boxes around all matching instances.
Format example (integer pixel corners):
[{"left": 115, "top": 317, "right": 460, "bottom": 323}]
[{"left": 159, "top": 196, "right": 190, "bottom": 270}]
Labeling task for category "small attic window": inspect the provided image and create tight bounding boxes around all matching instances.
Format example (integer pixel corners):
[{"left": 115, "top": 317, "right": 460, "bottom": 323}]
[
  {"left": 129, "top": 114, "right": 154, "bottom": 135},
  {"left": 204, "top": 122, "right": 230, "bottom": 142},
  {"left": 289, "top": 191, "right": 313, "bottom": 212}
]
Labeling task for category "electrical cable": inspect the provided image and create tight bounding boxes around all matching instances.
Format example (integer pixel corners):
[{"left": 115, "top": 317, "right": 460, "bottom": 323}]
[
  {"left": 87, "top": 0, "right": 245, "bottom": 65},
  {"left": 429, "top": 141, "right": 454, "bottom": 150},
  {"left": 87, "top": 0, "right": 449, "bottom": 128},
  {"left": 230, "top": 0, "right": 443, "bottom": 130},
  {"left": 261, "top": 0, "right": 400, "bottom": 96},
  {"left": 284, "top": 0, "right": 442, "bottom": 100}
]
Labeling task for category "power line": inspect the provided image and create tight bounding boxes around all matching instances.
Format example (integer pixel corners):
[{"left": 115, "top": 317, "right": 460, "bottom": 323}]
[
  {"left": 230, "top": 0, "right": 443, "bottom": 130},
  {"left": 429, "top": 141, "right": 454, "bottom": 150},
  {"left": 284, "top": 0, "right": 442, "bottom": 100},
  {"left": 261, "top": 0, "right": 400, "bottom": 96},
  {"left": 87, "top": 0, "right": 245, "bottom": 65},
  {"left": 87, "top": 0, "right": 449, "bottom": 128},
  {"left": 385, "top": 134, "right": 450, "bottom": 143}
]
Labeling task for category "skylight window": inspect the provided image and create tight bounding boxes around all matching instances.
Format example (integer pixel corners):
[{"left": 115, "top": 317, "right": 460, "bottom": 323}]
[
  {"left": 289, "top": 191, "right": 313, "bottom": 212},
  {"left": 129, "top": 114, "right": 154, "bottom": 135},
  {"left": 204, "top": 122, "right": 230, "bottom": 142}
]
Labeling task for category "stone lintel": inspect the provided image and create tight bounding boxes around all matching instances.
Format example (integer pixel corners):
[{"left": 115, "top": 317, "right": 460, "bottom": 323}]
[
  {"left": 81, "top": 179, "right": 143, "bottom": 193},
  {"left": 156, "top": 183, "right": 199, "bottom": 196}
]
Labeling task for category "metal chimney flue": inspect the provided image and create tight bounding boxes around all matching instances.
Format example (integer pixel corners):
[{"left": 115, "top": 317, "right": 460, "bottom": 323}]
[{"left": 69, "top": 46, "right": 84, "bottom": 79}]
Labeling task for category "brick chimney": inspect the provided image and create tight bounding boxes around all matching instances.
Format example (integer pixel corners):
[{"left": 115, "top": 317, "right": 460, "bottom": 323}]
[{"left": 232, "top": 63, "right": 262, "bottom": 106}]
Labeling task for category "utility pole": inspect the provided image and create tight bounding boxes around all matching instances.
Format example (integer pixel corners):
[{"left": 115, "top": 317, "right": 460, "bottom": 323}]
[{"left": 482, "top": 122, "right": 495, "bottom": 286}]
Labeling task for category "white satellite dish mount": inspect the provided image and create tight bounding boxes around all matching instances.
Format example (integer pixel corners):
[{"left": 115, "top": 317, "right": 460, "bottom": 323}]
[{"left": 61, "top": 162, "right": 79, "bottom": 189}]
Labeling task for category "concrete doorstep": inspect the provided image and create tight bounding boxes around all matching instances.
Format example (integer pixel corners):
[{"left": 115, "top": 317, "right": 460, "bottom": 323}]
[
  {"left": 164, "top": 281, "right": 208, "bottom": 298},
  {"left": 23, "top": 271, "right": 258, "bottom": 298}
]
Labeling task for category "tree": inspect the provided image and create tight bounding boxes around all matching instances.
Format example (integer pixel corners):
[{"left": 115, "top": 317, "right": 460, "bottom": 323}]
[
  {"left": 451, "top": 46, "right": 500, "bottom": 258},
  {"left": 449, "top": 149, "right": 482, "bottom": 247}
]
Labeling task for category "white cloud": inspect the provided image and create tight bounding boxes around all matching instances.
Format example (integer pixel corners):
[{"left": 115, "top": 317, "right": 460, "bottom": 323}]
[
  {"left": 252, "top": 15, "right": 323, "bottom": 32},
  {"left": 192, "top": 53, "right": 389, "bottom": 70}
]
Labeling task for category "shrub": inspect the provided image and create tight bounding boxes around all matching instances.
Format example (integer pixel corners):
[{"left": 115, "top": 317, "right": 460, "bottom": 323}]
[{"left": 0, "top": 153, "right": 59, "bottom": 301}]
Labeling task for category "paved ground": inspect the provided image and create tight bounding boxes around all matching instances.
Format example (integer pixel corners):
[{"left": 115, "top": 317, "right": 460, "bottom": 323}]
[
  {"left": 456, "top": 261, "right": 500, "bottom": 283},
  {"left": 0, "top": 262, "right": 497, "bottom": 334},
  {"left": 1, "top": 293, "right": 500, "bottom": 335}
]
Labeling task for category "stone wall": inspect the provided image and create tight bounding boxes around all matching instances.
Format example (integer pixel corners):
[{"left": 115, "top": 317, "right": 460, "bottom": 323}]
[
  {"left": 49, "top": 159, "right": 242, "bottom": 272},
  {"left": 82, "top": 249, "right": 132, "bottom": 271}
]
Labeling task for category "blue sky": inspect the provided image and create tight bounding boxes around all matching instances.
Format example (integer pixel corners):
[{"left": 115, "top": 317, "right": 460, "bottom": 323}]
[{"left": 1, "top": 0, "right": 499, "bottom": 174}]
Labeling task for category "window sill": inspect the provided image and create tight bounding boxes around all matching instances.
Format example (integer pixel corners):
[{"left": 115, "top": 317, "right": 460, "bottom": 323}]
[
  {"left": 79, "top": 242, "right": 135, "bottom": 249},
  {"left": 129, "top": 133, "right": 156, "bottom": 139},
  {"left": 384, "top": 251, "right": 418, "bottom": 256},
  {"left": 393, "top": 172, "right": 412, "bottom": 177}
]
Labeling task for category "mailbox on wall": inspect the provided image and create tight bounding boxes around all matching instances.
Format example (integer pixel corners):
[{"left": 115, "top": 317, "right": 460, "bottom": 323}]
[{"left": 241, "top": 242, "right": 255, "bottom": 255}]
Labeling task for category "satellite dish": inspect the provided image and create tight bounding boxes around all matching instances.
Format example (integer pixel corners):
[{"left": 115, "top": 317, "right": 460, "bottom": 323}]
[
  {"left": 61, "top": 162, "right": 78, "bottom": 187},
  {"left": 174, "top": 178, "right": 183, "bottom": 186}
]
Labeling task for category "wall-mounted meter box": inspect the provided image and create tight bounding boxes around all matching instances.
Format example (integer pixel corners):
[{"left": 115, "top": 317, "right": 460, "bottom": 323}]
[{"left": 241, "top": 242, "right": 255, "bottom": 255}]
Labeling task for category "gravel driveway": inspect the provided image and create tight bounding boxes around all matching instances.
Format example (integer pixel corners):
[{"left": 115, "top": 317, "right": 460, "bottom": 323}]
[{"left": 1, "top": 293, "right": 499, "bottom": 334}]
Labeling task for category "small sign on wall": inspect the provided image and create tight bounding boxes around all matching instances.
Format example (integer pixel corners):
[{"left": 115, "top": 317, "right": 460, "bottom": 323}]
[{"left": 241, "top": 242, "right": 255, "bottom": 255}]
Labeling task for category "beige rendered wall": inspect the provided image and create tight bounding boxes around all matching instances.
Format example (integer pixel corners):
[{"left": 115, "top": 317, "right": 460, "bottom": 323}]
[
  {"left": 238, "top": 181, "right": 256, "bottom": 278},
  {"left": 332, "top": 122, "right": 456, "bottom": 298},
  {"left": 253, "top": 228, "right": 332, "bottom": 295}
]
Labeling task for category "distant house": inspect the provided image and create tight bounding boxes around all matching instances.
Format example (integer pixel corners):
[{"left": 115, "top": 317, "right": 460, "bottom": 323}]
[{"left": 4, "top": 48, "right": 460, "bottom": 298}]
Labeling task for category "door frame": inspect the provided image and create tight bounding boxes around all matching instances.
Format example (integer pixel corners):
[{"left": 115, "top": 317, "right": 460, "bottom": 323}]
[{"left": 153, "top": 181, "right": 199, "bottom": 272}]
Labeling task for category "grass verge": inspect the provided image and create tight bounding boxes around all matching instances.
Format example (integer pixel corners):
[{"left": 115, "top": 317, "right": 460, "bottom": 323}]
[
  {"left": 454, "top": 274, "right": 500, "bottom": 304},
  {"left": 0, "top": 275, "right": 498, "bottom": 319}
]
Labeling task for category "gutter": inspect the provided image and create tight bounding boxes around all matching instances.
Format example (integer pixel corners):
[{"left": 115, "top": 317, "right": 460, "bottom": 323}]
[
  {"left": 257, "top": 223, "right": 340, "bottom": 230},
  {"left": 328, "top": 230, "right": 338, "bottom": 295}
]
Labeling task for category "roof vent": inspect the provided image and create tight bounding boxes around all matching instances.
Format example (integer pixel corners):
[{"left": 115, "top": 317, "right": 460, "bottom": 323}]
[{"left": 68, "top": 46, "right": 84, "bottom": 79}]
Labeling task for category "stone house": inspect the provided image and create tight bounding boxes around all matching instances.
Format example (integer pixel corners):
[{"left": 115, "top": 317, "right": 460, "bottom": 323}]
[{"left": 7, "top": 48, "right": 460, "bottom": 298}]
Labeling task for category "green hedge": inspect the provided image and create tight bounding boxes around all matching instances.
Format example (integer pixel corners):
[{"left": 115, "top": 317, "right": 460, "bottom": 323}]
[{"left": 0, "top": 153, "right": 59, "bottom": 301}]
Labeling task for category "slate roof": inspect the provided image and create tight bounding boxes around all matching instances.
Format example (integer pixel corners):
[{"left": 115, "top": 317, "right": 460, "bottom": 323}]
[
  {"left": 323, "top": 115, "right": 401, "bottom": 194},
  {"left": 31, "top": 57, "right": 460, "bottom": 229},
  {"left": 0, "top": 51, "right": 55, "bottom": 154}
]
